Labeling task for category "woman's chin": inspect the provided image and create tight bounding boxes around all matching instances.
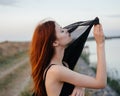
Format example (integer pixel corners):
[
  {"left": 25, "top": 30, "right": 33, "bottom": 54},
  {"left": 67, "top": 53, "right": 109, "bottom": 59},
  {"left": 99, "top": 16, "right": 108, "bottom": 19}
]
[{"left": 66, "top": 39, "right": 74, "bottom": 48}]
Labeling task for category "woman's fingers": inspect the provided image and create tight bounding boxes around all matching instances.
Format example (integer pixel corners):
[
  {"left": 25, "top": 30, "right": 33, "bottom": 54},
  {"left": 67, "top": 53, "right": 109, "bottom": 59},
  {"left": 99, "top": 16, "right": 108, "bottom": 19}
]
[
  {"left": 99, "top": 24, "right": 104, "bottom": 35},
  {"left": 94, "top": 24, "right": 99, "bottom": 33},
  {"left": 93, "top": 24, "right": 105, "bottom": 45},
  {"left": 80, "top": 88, "right": 85, "bottom": 96},
  {"left": 69, "top": 87, "right": 77, "bottom": 96},
  {"left": 76, "top": 88, "right": 84, "bottom": 96},
  {"left": 69, "top": 87, "right": 85, "bottom": 96}
]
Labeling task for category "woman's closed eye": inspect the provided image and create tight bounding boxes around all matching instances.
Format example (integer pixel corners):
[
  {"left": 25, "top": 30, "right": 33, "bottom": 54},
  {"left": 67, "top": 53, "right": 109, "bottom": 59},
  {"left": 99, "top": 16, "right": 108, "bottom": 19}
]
[{"left": 61, "top": 30, "right": 65, "bottom": 33}]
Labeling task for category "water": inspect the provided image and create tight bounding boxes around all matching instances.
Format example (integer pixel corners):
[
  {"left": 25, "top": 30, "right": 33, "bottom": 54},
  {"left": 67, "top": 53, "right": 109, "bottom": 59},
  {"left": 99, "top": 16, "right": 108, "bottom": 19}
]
[{"left": 85, "top": 39, "right": 120, "bottom": 80}]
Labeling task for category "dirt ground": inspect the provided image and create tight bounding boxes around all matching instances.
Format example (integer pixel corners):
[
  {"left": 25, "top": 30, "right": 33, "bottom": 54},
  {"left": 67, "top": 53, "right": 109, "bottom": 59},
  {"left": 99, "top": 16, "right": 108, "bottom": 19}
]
[{"left": 0, "top": 57, "right": 31, "bottom": 96}]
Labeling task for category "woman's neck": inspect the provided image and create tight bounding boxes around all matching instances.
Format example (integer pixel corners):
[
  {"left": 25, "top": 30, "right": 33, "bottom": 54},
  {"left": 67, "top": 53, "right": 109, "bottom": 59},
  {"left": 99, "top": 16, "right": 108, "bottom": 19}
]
[{"left": 50, "top": 47, "right": 65, "bottom": 65}]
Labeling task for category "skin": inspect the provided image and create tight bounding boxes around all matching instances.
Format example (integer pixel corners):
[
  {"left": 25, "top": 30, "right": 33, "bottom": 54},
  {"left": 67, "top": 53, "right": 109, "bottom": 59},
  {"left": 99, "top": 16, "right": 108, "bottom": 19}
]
[{"left": 45, "top": 22, "right": 106, "bottom": 96}]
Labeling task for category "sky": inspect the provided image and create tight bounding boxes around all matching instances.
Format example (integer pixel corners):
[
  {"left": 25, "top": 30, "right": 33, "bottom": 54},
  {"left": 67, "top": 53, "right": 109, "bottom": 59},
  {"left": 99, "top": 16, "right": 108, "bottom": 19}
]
[{"left": 0, "top": 0, "right": 120, "bottom": 41}]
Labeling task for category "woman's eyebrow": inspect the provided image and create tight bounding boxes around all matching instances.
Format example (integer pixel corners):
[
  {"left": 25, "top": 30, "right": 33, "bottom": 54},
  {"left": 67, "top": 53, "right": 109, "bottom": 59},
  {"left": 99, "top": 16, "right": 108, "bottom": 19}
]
[{"left": 60, "top": 27, "right": 63, "bottom": 30}]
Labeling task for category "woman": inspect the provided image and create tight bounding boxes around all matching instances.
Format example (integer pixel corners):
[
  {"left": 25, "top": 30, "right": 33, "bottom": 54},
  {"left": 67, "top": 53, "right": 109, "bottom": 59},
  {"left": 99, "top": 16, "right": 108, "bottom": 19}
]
[{"left": 30, "top": 19, "right": 106, "bottom": 96}]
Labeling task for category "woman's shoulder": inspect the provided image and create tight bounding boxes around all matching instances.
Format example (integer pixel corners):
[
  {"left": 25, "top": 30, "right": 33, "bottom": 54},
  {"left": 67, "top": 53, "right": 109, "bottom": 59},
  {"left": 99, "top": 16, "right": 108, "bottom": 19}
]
[
  {"left": 46, "top": 64, "right": 69, "bottom": 79},
  {"left": 47, "top": 64, "right": 68, "bottom": 73}
]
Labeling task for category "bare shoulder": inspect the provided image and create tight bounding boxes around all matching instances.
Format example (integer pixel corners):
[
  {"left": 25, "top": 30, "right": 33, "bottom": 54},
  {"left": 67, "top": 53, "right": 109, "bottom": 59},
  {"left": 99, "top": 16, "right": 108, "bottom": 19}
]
[
  {"left": 46, "top": 64, "right": 69, "bottom": 80},
  {"left": 47, "top": 65, "right": 68, "bottom": 74}
]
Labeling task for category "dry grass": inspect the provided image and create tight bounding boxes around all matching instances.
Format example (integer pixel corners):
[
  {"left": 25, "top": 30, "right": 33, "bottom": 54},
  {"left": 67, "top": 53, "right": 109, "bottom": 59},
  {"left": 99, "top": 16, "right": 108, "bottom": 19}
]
[
  {"left": 0, "top": 62, "right": 30, "bottom": 96},
  {"left": 0, "top": 41, "right": 29, "bottom": 57},
  {"left": 0, "top": 41, "right": 31, "bottom": 96}
]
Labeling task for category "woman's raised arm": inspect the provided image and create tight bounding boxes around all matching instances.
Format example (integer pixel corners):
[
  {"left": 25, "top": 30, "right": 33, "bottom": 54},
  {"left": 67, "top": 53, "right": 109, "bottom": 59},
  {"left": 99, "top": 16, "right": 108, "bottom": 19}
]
[
  {"left": 51, "top": 24, "right": 107, "bottom": 89},
  {"left": 93, "top": 24, "right": 107, "bottom": 87}
]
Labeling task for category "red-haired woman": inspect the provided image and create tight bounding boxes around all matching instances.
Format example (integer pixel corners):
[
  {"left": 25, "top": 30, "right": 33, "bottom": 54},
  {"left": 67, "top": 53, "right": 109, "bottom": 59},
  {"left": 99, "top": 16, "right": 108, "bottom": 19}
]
[{"left": 30, "top": 20, "right": 106, "bottom": 96}]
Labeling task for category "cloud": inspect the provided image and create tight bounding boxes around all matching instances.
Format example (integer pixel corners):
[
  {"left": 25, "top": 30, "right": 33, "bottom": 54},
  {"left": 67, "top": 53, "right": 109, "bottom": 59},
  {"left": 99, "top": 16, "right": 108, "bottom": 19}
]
[
  {"left": 107, "top": 14, "right": 120, "bottom": 18},
  {"left": 0, "top": 0, "right": 18, "bottom": 6}
]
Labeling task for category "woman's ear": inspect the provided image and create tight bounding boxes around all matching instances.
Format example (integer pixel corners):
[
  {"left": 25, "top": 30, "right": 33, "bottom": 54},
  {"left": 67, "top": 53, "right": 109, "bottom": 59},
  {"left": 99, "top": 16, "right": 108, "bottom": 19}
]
[{"left": 53, "top": 40, "right": 59, "bottom": 47}]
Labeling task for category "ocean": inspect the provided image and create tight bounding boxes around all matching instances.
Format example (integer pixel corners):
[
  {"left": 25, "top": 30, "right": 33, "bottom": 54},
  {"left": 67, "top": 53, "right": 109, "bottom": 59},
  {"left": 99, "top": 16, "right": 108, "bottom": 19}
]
[{"left": 85, "top": 39, "right": 120, "bottom": 80}]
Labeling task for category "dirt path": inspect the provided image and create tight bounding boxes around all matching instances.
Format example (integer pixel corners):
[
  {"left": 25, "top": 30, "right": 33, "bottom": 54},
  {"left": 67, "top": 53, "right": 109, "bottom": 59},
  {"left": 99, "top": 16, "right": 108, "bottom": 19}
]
[
  {"left": 0, "top": 57, "right": 31, "bottom": 96},
  {"left": 0, "top": 57, "right": 29, "bottom": 79}
]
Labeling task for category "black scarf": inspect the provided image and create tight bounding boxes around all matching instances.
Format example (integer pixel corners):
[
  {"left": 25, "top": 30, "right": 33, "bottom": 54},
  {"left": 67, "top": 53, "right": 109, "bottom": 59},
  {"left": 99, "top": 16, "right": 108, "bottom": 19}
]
[{"left": 60, "top": 17, "right": 99, "bottom": 96}]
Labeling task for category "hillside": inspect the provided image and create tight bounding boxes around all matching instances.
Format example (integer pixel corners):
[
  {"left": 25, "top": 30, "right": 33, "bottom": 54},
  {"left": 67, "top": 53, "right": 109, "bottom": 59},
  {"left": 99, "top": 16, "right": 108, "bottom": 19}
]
[{"left": 0, "top": 41, "right": 29, "bottom": 57}]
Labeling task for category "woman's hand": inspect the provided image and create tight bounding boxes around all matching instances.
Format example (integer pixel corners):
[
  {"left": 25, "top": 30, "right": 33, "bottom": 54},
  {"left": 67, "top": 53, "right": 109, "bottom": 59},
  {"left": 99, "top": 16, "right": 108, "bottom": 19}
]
[
  {"left": 93, "top": 24, "right": 105, "bottom": 46},
  {"left": 69, "top": 86, "right": 85, "bottom": 96}
]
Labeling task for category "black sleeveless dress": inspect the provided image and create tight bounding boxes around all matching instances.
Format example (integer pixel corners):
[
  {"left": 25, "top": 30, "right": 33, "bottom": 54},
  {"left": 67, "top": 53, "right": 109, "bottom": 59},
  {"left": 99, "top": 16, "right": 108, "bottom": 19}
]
[
  {"left": 44, "top": 63, "right": 73, "bottom": 96},
  {"left": 32, "top": 17, "right": 99, "bottom": 96}
]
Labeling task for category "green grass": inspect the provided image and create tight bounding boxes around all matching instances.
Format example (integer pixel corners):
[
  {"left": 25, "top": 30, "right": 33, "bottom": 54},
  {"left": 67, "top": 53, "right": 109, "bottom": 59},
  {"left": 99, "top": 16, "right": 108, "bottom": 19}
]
[
  {"left": 0, "top": 51, "right": 28, "bottom": 71},
  {"left": 20, "top": 91, "right": 32, "bottom": 96},
  {"left": 0, "top": 62, "right": 29, "bottom": 91},
  {"left": 19, "top": 79, "right": 33, "bottom": 96},
  {"left": 107, "top": 77, "right": 120, "bottom": 95},
  {"left": 81, "top": 54, "right": 120, "bottom": 95},
  {"left": 90, "top": 66, "right": 120, "bottom": 95},
  {"left": 86, "top": 63, "right": 120, "bottom": 95},
  {"left": 81, "top": 52, "right": 90, "bottom": 64},
  {"left": 0, "top": 51, "right": 28, "bottom": 65}
]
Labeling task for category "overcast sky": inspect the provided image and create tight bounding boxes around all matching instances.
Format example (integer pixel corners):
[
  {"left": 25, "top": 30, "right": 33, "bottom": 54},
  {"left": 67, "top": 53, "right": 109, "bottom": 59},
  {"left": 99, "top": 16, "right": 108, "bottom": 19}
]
[{"left": 0, "top": 0, "right": 120, "bottom": 41}]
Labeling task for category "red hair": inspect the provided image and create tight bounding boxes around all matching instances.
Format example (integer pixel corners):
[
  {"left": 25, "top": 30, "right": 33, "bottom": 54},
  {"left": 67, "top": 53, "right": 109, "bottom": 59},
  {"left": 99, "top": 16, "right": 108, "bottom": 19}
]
[{"left": 30, "top": 21, "right": 56, "bottom": 96}]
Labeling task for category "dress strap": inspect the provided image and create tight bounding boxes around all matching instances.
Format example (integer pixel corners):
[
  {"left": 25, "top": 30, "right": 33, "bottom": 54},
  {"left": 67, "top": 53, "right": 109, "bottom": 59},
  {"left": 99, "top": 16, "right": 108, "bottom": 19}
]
[
  {"left": 43, "top": 63, "right": 68, "bottom": 80},
  {"left": 43, "top": 64, "right": 56, "bottom": 80}
]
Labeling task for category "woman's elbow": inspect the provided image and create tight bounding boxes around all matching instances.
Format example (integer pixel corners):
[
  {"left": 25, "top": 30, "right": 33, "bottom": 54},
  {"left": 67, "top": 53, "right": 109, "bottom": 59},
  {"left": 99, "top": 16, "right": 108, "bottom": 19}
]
[
  {"left": 96, "top": 82, "right": 107, "bottom": 89},
  {"left": 99, "top": 83, "right": 106, "bottom": 88}
]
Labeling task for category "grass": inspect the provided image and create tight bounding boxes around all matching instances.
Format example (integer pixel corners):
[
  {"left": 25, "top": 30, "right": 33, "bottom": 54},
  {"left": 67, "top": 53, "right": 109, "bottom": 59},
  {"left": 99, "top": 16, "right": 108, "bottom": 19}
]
[
  {"left": 0, "top": 51, "right": 28, "bottom": 64},
  {"left": 81, "top": 53, "right": 120, "bottom": 95},
  {"left": 0, "top": 62, "right": 30, "bottom": 96},
  {"left": 19, "top": 79, "right": 33, "bottom": 96},
  {"left": 0, "top": 62, "right": 28, "bottom": 91},
  {"left": 107, "top": 77, "right": 120, "bottom": 95},
  {"left": 81, "top": 52, "right": 90, "bottom": 64},
  {"left": 0, "top": 51, "right": 28, "bottom": 71},
  {"left": 86, "top": 62, "right": 120, "bottom": 95},
  {"left": 20, "top": 90, "right": 32, "bottom": 96}
]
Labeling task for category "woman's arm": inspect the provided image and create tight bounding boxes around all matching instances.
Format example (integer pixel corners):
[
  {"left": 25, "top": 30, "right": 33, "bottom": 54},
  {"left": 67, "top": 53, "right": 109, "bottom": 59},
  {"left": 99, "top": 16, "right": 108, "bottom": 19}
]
[
  {"left": 51, "top": 24, "right": 107, "bottom": 89},
  {"left": 94, "top": 24, "right": 107, "bottom": 87}
]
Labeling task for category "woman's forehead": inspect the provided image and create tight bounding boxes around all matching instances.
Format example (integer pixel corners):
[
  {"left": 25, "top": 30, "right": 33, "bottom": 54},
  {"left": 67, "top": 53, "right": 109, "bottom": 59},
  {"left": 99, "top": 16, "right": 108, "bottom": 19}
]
[{"left": 55, "top": 22, "right": 62, "bottom": 29}]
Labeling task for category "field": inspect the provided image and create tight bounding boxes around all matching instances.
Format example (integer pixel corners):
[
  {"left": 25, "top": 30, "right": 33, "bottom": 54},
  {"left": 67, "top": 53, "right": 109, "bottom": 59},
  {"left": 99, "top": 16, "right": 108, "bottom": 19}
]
[{"left": 0, "top": 41, "right": 33, "bottom": 96}]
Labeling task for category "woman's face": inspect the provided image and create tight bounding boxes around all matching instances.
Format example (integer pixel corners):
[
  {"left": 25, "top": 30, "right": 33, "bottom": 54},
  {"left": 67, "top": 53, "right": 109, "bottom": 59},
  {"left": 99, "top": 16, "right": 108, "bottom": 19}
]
[{"left": 54, "top": 22, "right": 72, "bottom": 47}]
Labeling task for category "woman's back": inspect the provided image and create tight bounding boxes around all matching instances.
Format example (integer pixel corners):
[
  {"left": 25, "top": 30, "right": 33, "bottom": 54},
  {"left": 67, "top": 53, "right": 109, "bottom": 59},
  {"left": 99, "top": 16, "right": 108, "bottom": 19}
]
[
  {"left": 44, "top": 62, "right": 75, "bottom": 96},
  {"left": 44, "top": 64, "right": 64, "bottom": 96}
]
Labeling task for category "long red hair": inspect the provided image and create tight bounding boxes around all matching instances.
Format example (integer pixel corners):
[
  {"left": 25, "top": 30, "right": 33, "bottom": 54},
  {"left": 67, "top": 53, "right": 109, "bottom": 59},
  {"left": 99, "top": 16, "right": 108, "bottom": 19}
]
[{"left": 30, "top": 21, "right": 56, "bottom": 96}]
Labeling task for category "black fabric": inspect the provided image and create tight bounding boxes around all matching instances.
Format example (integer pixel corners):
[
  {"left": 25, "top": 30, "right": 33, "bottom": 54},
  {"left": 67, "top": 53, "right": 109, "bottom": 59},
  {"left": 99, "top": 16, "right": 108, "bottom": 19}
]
[
  {"left": 60, "top": 17, "right": 99, "bottom": 96},
  {"left": 32, "top": 17, "right": 99, "bottom": 96},
  {"left": 63, "top": 17, "right": 99, "bottom": 70}
]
